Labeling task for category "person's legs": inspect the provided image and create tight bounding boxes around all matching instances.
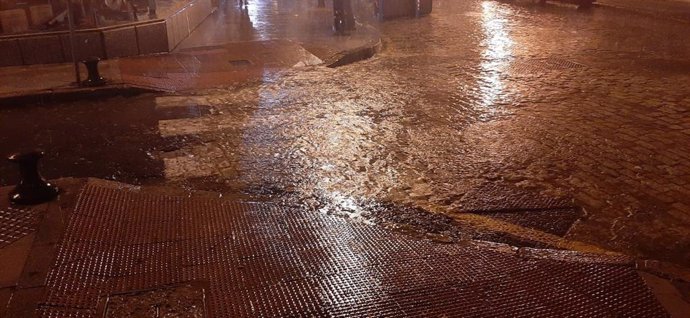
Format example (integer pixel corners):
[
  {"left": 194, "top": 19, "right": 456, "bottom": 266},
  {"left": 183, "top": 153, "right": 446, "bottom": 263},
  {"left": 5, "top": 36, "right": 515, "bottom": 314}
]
[{"left": 333, "top": 0, "right": 344, "bottom": 33}]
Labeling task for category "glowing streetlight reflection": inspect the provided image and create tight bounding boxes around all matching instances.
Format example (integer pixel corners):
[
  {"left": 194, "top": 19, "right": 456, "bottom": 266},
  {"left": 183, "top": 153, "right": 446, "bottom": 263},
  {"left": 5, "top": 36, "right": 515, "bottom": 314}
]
[{"left": 478, "top": 1, "right": 513, "bottom": 110}]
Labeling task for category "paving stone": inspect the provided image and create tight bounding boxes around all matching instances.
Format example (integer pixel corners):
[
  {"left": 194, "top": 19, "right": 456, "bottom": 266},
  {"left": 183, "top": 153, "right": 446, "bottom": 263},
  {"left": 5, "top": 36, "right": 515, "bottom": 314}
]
[
  {"left": 5, "top": 286, "right": 45, "bottom": 317},
  {"left": 0, "top": 234, "right": 35, "bottom": 288}
]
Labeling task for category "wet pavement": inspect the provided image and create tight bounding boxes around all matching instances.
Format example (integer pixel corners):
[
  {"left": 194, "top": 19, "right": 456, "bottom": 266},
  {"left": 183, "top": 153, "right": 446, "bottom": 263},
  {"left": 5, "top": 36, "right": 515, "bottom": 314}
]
[
  {"left": 597, "top": 0, "right": 690, "bottom": 22},
  {"left": 0, "top": 40, "right": 324, "bottom": 100},
  {"left": 0, "top": 0, "right": 380, "bottom": 100},
  {"left": 0, "top": 61, "right": 124, "bottom": 100},
  {"left": 177, "top": 0, "right": 380, "bottom": 63},
  {"left": 153, "top": 0, "right": 690, "bottom": 265},
  {"left": 1, "top": 0, "right": 690, "bottom": 286},
  {"left": 120, "top": 40, "right": 324, "bottom": 91}
]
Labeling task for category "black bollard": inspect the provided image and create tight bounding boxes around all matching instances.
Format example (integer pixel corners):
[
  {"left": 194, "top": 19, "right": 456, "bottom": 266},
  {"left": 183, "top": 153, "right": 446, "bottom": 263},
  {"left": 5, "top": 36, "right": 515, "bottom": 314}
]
[
  {"left": 7, "top": 151, "right": 59, "bottom": 205},
  {"left": 81, "top": 57, "right": 106, "bottom": 87}
]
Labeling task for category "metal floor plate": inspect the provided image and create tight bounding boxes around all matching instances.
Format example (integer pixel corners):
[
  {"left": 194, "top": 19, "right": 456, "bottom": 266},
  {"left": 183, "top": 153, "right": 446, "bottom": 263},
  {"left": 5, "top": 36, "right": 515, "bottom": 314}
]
[
  {"left": 480, "top": 207, "right": 582, "bottom": 237},
  {"left": 458, "top": 182, "right": 573, "bottom": 212},
  {"left": 459, "top": 182, "right": 581, "bottom": 236},
  {"left": 509, "top": 57, "right": 586, "bottom": 75},
  {"left": 39, "top": 182, "right": 668, "bottom": 317},
  {"left": 0, "top": 205, "right": 43, "bottom": 248}
]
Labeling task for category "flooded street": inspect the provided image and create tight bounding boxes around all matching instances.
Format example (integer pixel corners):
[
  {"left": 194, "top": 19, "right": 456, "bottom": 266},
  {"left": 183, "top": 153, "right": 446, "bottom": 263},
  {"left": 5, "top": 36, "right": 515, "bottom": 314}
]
[{"left": 2, "top": 0, "right": 690, "bottom": 267}]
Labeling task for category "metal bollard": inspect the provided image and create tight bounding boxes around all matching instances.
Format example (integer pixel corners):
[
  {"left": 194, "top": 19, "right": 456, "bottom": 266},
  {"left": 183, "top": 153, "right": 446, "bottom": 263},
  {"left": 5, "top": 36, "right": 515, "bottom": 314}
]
[
  {"left": 318, "top": 0, "right": 325, "bottom": 8},
  {"left": 7, "top": 151, "right": 59, "bottom": 205},
  {"left": 81, "top": 57, "right": 106, "bottom": 87}
]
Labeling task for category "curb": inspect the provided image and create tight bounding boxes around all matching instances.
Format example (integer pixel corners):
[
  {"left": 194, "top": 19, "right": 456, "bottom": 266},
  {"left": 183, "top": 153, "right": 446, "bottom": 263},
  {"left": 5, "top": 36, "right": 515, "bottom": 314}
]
[
  {"left": 326, "top": 38, "right": 383, "bottom": 68},
  {"left": 593, "top": 2, "right": 690, "bottom": 24},
  {"left": 0, "top": 84, "right": 159, "bottom": 106},
  {"left": 324, "top": 23, "right": 383, "bottom": 68}
]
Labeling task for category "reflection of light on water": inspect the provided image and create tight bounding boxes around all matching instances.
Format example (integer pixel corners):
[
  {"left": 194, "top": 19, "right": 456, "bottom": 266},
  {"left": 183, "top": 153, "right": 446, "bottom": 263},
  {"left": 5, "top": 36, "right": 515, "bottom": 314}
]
[
  {"left": 245, "top": 2, "right": 267, "bottom": 40},
  {"left": 478, "top": 1, "right": 513, "bottom": 109},
  {"left": 307, "top": 100, "right": 379, "bottom": 224},
  {"left": 291, "top": 98, "right": 398, "bottom": 224},
  {"left": 318, "top": 190, "right": 374, "bottom": 225},
  {"left": 236, "top": 67, "right": 400, "bottom": 307},
  {"left": 246, "top": 2, "right": 259, "bottom": 23}
]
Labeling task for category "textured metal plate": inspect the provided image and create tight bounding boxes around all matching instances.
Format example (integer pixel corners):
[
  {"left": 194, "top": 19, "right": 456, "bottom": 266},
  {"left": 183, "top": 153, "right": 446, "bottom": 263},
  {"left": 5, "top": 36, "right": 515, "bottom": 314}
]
[
  {"left": 509, "top": 57, "right": 586, "bottom": 75},
  {"left": 39, "top": 182, "right": 668, "bottom": 317},
  {"left": 481, "top": 207, "right": 582, "bottom": 237},
  {"left": 0, "top": 205, "right": 42, "bottom": 248},
  {"left": 458, "top": 182, "right": 573, "bottom": 212},
  {"left": 458, "top": 182, "right": 580, "bottom": 236}
]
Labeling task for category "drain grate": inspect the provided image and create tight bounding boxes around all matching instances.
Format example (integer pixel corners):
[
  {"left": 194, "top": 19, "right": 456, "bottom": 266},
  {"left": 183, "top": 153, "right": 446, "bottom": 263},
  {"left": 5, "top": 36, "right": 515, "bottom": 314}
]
[
  {"left": 38, "top": 181, "right": 668, "bottom": 317},
  {"left": 0, "top": 206, "right": 43, "bottom": 248},
  {"left": 228, "top": 59, "right": 252, "bottom": 67},
  {"left": 156, "top": 106, "right": 213, "bottom": 121},
  {"left": 509, "top": 57, "right": 585, "bottom": 75}
]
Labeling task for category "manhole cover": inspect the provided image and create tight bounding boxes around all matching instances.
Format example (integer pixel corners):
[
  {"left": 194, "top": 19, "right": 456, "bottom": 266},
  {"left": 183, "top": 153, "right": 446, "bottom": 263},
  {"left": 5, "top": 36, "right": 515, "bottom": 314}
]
[
  {"left": 156, "top": 105, "right": 213, "bottom": 120},
  {"left": 100, "top": 283, "right": 207, "bottom": 318},
  {"left": 228, "top": 59, "right": 252, "bottom": 67}
]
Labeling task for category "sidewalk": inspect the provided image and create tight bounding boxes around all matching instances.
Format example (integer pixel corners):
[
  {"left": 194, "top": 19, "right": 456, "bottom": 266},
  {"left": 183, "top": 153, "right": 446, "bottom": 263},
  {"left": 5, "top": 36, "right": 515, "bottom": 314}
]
[
  {"left": 596, "top": 0, "right": 690, "bottom": 22},
  {"left": 0, "top": 61, "right": 125, "bottom": 101},
  {"left": 0, "top": 0, "right": 381, "bottom": 102},
  {"left": 177, "top": 0, "right": 382, "bottom": 65},
  {"left": 1, "top": 178, "right": 687, "bottom": 316}
]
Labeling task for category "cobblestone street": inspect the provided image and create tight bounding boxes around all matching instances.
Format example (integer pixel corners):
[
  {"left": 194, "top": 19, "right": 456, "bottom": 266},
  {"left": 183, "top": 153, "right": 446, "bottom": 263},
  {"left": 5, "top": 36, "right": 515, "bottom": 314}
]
[
  {"left": 146, "top": 0, "right": 690, "bottom": 265},
  {"left": 3, "top": 0, "right": 690, "bottom": 316},
  {"left": 2, "top": 0, "right": 690, "bottom": 272}
]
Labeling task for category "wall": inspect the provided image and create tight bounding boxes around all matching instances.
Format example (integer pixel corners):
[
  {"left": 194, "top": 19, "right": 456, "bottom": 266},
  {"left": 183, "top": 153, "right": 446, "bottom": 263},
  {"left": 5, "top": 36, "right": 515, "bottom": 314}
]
[{"left": 0, "top": 0, "right": 213, "bottom": 66}]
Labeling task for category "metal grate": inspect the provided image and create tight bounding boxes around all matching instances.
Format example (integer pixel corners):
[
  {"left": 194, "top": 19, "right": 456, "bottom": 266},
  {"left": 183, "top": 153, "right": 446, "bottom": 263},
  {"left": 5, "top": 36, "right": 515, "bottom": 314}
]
[
  {"left": 459, "top": 183, "right": 580, "bottom": 237},
  {"left": 481, "top": 207, "right": 582, "bottom": 237},
  {"left": 458, "top": 182, "right": 573, "bottom": 212},
  {"left": 509, "top": 57, "right": 586, "bottom": 75},
  {"left": 39, "top": 181, "right": 669, "bottom": 317},
  {"left": 0, "top": 205, "right": 43, "bottom": 248}
]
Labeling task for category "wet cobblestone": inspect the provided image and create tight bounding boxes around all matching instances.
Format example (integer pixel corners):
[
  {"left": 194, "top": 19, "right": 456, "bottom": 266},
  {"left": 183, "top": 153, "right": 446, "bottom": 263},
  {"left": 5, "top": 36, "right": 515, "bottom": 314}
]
[
  {"left": 1, "top": 0, "right": 689, "bottom": 268},
  {"left": 153, "top": 0, "right": 690, "bottom": 265}
]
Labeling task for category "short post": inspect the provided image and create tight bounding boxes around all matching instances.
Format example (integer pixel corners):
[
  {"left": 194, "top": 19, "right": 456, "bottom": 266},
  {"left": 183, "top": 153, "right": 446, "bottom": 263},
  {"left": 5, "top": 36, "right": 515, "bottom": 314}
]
[
  {"left": 7, "top": 151, "right": 59, "bottom": 205},
  {"left": 318, "top": 0, "right": 325, "bottom": 8},
  {"left": 66, "top": 0, "right": 81, "bottom": 86},
  {"left": 148, "top": 0, "right": 157, "bottom": 18},
  {"left": 81, "top": 57, "right": 106, "bottom": 87}
]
